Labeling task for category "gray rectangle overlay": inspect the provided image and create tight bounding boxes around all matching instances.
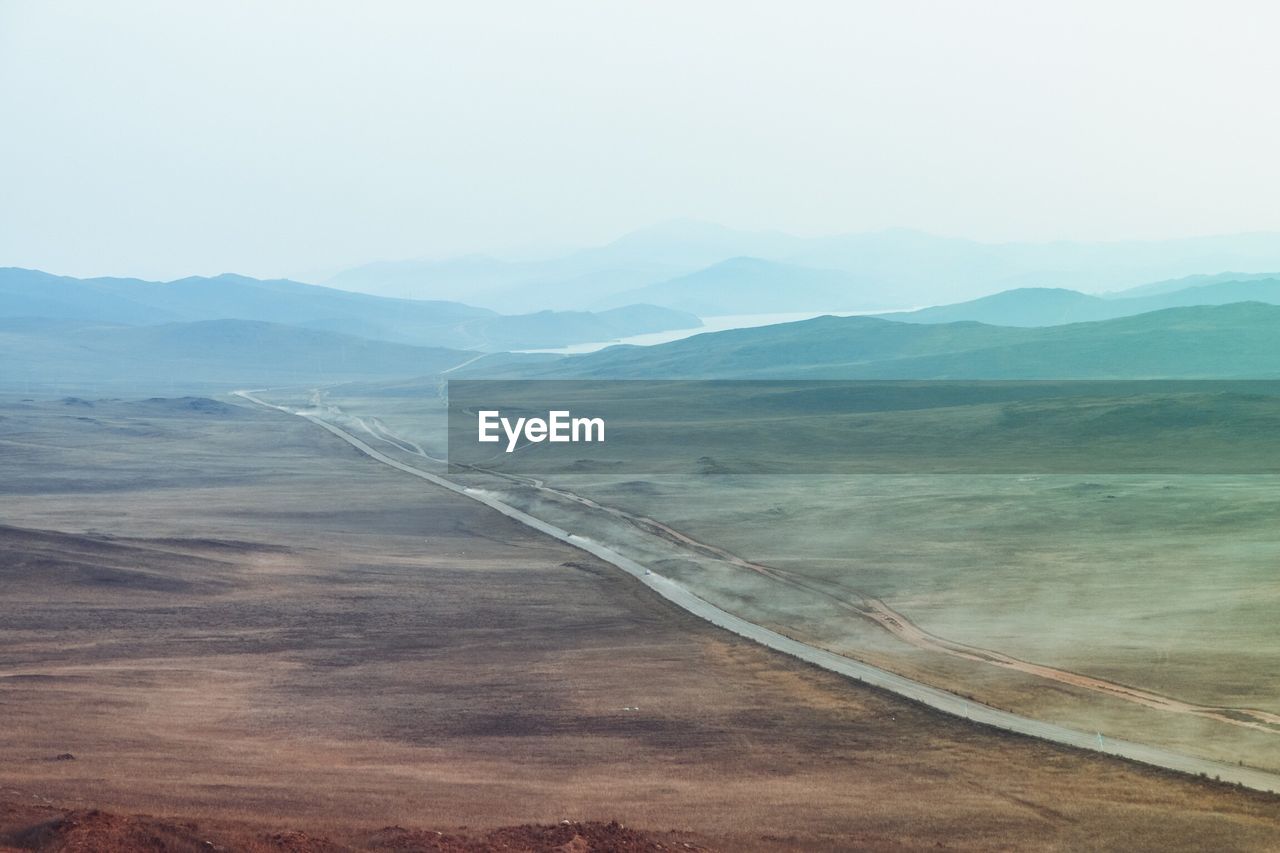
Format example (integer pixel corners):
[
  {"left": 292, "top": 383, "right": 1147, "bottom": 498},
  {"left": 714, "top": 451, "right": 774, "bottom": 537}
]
[{"left": 446, "top": 380, "right": 1280, "bottom": 475}]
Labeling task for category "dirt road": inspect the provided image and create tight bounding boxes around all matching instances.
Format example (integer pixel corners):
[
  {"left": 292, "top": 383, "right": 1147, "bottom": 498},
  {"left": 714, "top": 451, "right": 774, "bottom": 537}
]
[{"left": 234, "top": 390, "right": 1280, "bottom": 794}]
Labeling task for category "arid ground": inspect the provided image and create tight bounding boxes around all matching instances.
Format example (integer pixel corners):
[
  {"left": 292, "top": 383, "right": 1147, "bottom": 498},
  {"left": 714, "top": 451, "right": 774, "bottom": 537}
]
[
  {"left": 314, "top": 384, "right": 1280, "bottom": 772},
  {"left": 2, "top": 396, "right": 1280, "bottom": 851}
]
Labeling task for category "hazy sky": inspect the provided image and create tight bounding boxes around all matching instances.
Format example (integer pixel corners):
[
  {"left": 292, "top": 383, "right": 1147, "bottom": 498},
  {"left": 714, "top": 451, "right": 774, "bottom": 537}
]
[{"left": 3, "top": 0, "right": 1279, "bottom": 281}]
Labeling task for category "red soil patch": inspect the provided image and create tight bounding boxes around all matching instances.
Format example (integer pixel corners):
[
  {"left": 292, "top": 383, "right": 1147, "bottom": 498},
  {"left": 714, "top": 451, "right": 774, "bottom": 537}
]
[
  {"left": 0, "top": 804, "right": 704, "bottom": 853},
  {"left": 367, "top": 820, "right": 700, "bottom": 852}
]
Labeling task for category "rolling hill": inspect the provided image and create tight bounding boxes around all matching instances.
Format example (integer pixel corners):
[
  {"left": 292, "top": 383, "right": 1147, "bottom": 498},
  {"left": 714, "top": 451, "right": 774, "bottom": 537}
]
[
  {"left": 472, "top": 302, "right": 1280, "bottom": 380},
  {"left": 1106, "top": 271, "right": 1280, "bottom": 298},
  {"left": 877, "top": 288, "right": 1108, "bottom": 326},
  {"left": 0, "top": 268, "right": 698, "bottom": 351},
  {"left": 0, "top": 269, "right": 183, "bottom": 325},
  {"left": 0, "top": 318, "right": 475, "bottom": 393},
  {"left": 325, "top": 220, "right": 803, "bottom": 310},
  {"left": 878, "top": 277, "right": 1280, "bottom": 327}
]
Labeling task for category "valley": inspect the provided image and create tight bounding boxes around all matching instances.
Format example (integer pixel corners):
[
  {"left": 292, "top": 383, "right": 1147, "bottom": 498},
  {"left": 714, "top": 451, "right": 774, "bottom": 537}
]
[
  {"left": 8, "top": 396, "right": 1280, "bottom": 849},
  {"left": 299, "top": 379, "right": 1280, "bottom": 777}
]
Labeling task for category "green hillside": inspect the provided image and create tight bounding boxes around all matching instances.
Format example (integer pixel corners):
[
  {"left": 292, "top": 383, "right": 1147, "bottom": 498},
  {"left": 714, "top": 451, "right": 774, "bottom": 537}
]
[
  {"left": 479, "top": 303, "right": 1280, "bottom": 379},
  {"left": 0, "top": 318, "right": 474, "bottom": 393}
]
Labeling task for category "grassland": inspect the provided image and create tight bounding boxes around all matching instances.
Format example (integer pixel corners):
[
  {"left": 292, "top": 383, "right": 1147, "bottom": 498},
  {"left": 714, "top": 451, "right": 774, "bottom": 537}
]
[
  {"left": 311, "top": 380, "right": 1280, "bottom": 774},
  {"left": 4, "top": 394, "right": 1280, "bottom": 850}
]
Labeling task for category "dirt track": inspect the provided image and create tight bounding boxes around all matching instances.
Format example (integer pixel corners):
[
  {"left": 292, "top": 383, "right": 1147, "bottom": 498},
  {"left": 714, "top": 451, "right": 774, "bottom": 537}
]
[{"left": 290, "top": 393, "right": 1280, "bottom": 771}]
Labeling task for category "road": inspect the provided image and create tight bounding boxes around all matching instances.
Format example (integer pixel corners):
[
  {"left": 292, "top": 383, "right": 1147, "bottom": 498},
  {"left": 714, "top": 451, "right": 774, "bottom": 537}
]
[
  {"left": 234, "top": 389, "right": 1280, "bottom": 794},
  {"left": 326, "top": 393, "right": 1280, "bottom": 735}
]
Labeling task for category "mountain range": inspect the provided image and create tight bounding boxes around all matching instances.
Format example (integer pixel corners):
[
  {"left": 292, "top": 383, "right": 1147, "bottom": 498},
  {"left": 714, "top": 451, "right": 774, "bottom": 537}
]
[
  {"left": 0, "top": 317, "right": 475, "bottom": 393},
  {"left": 468, "top": 303, "right": 1280, "bottom": 380},
  {"left": 877, "top": 275, "right": 1280, "bottom": 327},
  {"left": 322, "top": 221, "right": 1280, "bottom": 314},
  {"left": 325, "top": 220, "right": 804, "bottom": 311},
  {"left": 592, "top": 257, "right": 888, "bottom": 314},
  {"left": 0, "top": 268, "right": 698, "bottom": 352},
  {"left": 11, "top": 226, "right": 1280, "bottom": 392}
]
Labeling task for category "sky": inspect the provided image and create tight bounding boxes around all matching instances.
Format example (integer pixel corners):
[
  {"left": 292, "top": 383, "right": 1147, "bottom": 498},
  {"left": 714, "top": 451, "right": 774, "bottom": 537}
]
[{"left": 2, "top": 0, "right": 1279, "bottom": 281}]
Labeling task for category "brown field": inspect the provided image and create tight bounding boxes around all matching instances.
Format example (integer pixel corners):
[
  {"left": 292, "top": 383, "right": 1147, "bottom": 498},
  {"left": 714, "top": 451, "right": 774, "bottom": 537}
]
[
  {"left": 2, "top": 397, "right": 1280, "bottom": 851},
  {"left": 310, "top": 386, "right": 1280, "bottom": 772}
]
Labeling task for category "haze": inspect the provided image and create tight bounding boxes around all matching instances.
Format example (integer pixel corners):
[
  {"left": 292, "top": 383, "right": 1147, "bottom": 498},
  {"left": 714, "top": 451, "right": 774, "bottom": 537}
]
[{"left": 2, "top": 0, "right": 1279, "bottom": 282}]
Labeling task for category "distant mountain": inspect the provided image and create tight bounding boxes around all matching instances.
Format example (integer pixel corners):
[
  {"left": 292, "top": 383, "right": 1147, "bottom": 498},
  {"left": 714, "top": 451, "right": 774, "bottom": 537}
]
[
  {"left": 324, "top": 223, "right": 1280, "bottom": 313},
  {"left": 0, "top": 266, "right": 484, "bottom": 327},
  {"left": 878, "top": 288, "right": 1105, "bottom": 326},
  {"left": 0, "top": 268, "right": 180, "bottom": 324},
  {"left": 0, "top": 318, "right": 474, "bottom": 393},
  {"left": 594, "top": 257, "right": 889, "bottom": 315},
  {"left": 787, "top": 230, "right": 1280, "bottom": 304},
  {"left": 323, "top": 254, "right": 525, "bottom": 302},
  {"left": 473, "top": 303, "right": 1280, "bottom": 379},
  {"left": 879, "top": 277, "right": 1280, "bottom": 327},
  {"left": 0, "top": 268, "right": 698, "bottom": 351},
  {"left": 446, "top": 304, "right": 701, "bottom": 351},
  {"left": 325, "top": 219, "right": 803, "bottom": 310},
  {"left": 578, "top": 219, "right": 804, "bottom": 268},
  {"left": 1105, "top": 271, "right": 1280, "bottom": 299}
]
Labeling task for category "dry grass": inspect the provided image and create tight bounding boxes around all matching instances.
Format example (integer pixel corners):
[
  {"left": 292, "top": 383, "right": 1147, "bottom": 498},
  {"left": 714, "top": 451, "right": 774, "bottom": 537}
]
[{"left": 1, "top": 397, "right": 1279, "bottom": 851}]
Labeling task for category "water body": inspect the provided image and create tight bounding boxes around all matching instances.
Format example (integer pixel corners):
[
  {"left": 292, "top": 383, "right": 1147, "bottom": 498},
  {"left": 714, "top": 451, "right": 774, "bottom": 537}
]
[{"left": 519, "top": 310, "right": 904, "bottom": 355}]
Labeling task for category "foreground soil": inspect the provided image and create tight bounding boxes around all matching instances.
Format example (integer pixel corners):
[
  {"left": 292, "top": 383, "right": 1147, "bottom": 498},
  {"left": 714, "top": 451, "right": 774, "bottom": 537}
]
[
  {"left": 1, "top": 397, "right": 1279, "bottom": 851},
  {"left": 0, "top": 800, "right": 692, "bottom": 852}
]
